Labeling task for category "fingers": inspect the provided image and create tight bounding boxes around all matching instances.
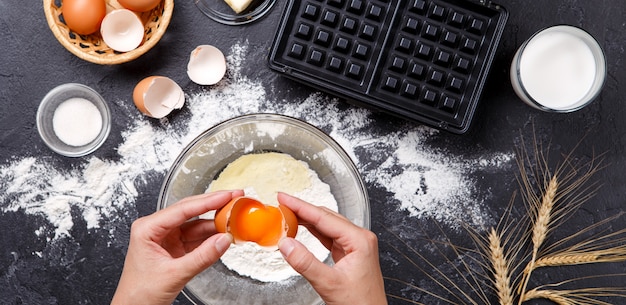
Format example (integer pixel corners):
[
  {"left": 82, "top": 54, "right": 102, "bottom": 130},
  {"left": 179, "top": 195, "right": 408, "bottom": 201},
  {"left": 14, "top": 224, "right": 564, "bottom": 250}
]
[
  {"left": 179, "top": 219, "right": 218, "bottom": 252},
  {"left": 278, "top": 192, "right": 346, "bottom": 221},
  {"left": 278, "top": 237, "right": 337, "bottom": 286},
  {"left": 178, "top": 232, "right": 233, "bottom": 277},
  {"left": 277, "top": 192, "right": 359, "bottom": 242},
  {"left": 147, "top": 190, "right": 242, "bottom": 240},
  {"left": 300, "top": 223, "right": 340, "bottom": 253},
  {"left": 180, "top": 219, "right": 217, "bottom": 242}
]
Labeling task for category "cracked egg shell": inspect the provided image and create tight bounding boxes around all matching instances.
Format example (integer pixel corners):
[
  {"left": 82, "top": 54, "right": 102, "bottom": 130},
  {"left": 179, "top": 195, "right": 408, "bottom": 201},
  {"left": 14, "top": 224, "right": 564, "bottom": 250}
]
[
  {"left": 215, "top": 196, "right": 298, "bottom": 249},
  {"left": 133, "top": 76, "right": 185, "bottom": 118},
  {"left": 187, "top": 45, "right": 227, "bottom": 85}
]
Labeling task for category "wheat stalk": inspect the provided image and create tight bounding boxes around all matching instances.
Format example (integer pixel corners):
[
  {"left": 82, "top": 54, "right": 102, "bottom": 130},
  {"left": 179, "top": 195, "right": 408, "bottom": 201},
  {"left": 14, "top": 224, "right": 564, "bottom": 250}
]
[
  {"left": 488, "top": 228, "right": 514, "bottom": 305},
  {"left": 517, "top": 175, "right": 558, "bottom": 303},
  {"left": 530, "top": 248, "right": 626, "bottom": 270},
  {"left": 530, "top": 175, "right": 558, "bottom": 253},
  {"left": 524, "top": 289, "right": 575, "bottom": 305},
  {"left": 533, "top": 253, "right": 599, "bottom": 268},
  {"left": 523, "top": 283, "right": 626, "bottom": 305}
]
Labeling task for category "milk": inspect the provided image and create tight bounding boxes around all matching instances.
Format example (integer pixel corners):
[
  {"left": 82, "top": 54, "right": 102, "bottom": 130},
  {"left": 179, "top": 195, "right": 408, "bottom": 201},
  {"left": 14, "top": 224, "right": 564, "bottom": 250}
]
[{"left": 510, "top": 25, "right": 605, "bottom": 112}]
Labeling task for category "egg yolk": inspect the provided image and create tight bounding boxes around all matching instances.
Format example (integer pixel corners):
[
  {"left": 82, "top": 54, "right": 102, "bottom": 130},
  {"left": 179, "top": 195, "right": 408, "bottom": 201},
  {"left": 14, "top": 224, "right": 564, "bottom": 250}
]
[{"left": 229, "top": 200, "right": 285, "bottom": 247}]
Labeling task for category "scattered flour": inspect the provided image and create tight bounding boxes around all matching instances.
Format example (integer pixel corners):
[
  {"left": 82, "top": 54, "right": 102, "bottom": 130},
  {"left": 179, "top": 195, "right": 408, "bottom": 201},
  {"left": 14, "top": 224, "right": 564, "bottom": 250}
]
[{"left": 0, "top": 40, "right": 514, "bottom": 243}]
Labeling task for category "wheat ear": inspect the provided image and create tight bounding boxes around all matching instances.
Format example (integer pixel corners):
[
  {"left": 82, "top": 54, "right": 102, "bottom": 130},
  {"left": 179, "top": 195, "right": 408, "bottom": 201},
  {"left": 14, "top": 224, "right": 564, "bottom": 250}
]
[
  {"left": 523, "top": 289, "right": 574, "bottom": 305},
  {"left": 531, "top": 175, "right": 558, "bottom": 254},
  {"left": 517, "top": 175, "right": 558, "bottom": 304},
  {"left": 488, "top": 228, "right": 514, "bottom": 305},
  {"left": 533, "top": 253, "right": 599, "bottom": 269},
  {"left": 523, "top": 284, "right": 626, "bottom": 305},
  {"left": 529, "top": 247, "right": 626, "bottom": 270}
]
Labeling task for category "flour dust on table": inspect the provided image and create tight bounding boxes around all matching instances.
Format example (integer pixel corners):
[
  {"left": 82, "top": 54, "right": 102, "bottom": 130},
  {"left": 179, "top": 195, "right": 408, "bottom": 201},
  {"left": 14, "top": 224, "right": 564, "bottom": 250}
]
[{"left": 0, "top": 41, "right": 514, "bottom": 247}]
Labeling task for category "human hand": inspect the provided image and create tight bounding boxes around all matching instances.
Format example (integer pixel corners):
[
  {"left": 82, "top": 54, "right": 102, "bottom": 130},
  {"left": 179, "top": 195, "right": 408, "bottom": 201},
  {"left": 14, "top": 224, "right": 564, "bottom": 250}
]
[
  {"left": 111, "top": 190, "right": 244, "bottom": 305},
  {"left": 277, "top": 193, "right": 388, "bottom": 305}
]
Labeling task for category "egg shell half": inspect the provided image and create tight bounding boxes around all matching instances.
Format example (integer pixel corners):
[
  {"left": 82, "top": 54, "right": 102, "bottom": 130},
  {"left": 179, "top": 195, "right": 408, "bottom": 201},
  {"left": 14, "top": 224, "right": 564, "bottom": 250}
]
[
  {"left": 132, "top": 76, "right": 185, "bottom": 118},
  {"left": 100, "top": 9, "right": 145, "bottom": 52},
  {"left": 187, "top": 45, "right": 227, "bottom": 85},
  {"left": 215, "top": 196, "right": 298, "bottom": 248}
]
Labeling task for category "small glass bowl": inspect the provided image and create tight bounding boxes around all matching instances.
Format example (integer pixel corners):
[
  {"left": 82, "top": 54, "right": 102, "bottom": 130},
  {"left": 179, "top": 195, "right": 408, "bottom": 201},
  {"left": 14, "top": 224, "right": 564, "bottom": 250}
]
[
  {"left": 36, "top": 83, "right": 111, "bottom": 157},
  {"left": 158, "top": 113, "right": 370, "bottom": 305},
  {"left": 194, "top": 0, "right": 277, "bottom": 25}
]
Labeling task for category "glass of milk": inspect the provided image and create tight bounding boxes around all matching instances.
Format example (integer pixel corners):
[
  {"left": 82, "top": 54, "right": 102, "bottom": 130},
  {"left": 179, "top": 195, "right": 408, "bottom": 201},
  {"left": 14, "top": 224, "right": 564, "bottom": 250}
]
[{"left": 510, "top": 25, "right": 606, "bottom": 112}]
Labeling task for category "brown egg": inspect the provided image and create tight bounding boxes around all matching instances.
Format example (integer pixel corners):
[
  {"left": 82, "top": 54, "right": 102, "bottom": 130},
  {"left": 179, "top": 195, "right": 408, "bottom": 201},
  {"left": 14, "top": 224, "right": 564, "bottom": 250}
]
[
  {"left": 132, "top": 76, "right": 185, "bottom": 119},
  {"left": 118, "top": 0, "right": 162, "bottom": 12},
  {"left": 215, "top": 197, "right": 298, "bottom": 248},
  {"left": 62, "top": 0, "right": 107, "bottom": 35}
]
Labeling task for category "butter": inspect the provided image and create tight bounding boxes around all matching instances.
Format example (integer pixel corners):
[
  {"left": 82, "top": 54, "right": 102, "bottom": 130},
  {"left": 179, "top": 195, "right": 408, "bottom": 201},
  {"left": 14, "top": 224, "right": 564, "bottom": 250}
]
[{"left": 224, "top": 0, "right": 253, "bottom": 14}]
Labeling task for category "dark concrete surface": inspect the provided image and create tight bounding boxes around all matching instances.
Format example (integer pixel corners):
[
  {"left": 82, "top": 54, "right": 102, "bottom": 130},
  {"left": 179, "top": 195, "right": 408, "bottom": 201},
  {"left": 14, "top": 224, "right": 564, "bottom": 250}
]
[{"left": 1, "top": 0, "right": 625, "bottom": 304}]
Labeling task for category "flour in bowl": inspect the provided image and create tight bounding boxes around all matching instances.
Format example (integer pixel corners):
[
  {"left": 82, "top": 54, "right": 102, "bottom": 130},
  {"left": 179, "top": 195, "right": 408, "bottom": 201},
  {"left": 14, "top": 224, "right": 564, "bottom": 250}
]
[{"left": 205, "top": 152, "right": 338, "bottom": 282}]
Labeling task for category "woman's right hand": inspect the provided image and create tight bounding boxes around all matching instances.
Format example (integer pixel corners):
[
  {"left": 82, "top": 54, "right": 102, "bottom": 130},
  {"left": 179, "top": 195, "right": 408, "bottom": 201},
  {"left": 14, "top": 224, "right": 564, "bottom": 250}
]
[{"left": 277, "top": 193, "right": 388, "bottom": 305}]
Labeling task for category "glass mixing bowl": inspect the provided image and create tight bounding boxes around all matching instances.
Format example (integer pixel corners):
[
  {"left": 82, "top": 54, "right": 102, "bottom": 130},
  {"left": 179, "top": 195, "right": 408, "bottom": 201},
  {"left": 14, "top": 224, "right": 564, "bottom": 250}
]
[{"left": 157, "top": 113, "right": 370, "bottom": 305}]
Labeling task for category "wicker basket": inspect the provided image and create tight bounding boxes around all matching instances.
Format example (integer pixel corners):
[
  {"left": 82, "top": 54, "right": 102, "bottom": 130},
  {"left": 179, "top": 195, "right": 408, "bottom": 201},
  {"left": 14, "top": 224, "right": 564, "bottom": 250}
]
[{"left": 43, "top": 0, "right": 174, "bottom": 65}]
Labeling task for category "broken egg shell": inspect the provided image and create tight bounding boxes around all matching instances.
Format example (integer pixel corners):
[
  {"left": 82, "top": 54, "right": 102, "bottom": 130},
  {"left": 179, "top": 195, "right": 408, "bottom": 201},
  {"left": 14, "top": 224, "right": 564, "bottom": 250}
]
[
  {"left": 133, "top": 76, "right": 185, "bottom": 119},
  {"left": 215, "top": 196, "right": 298, "bottom": 249},
  {"left": 100, "top": 9, "right": 144, "bottom": 53},
  {"left": 279, "top": 204, "right": 298, "bottom": 238},
  {"left": 187, "top": 45, "right": 227, "bottom": 86}
]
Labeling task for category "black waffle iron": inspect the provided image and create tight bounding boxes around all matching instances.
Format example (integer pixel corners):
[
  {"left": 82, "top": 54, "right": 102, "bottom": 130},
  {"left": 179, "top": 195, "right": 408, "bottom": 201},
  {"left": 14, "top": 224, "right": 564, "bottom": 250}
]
[{"left": 268, "top": 0, "right": 508, "bottom": 134}]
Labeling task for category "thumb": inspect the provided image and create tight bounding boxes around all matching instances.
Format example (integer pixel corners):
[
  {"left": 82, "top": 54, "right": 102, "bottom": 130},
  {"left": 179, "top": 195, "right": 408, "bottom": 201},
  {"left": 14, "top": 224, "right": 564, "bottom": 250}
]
[
  {"left": 178, "top": 233, "right": 232, "bottom": 276},
  {"left": 278, "top": 237, "right": 332, "bottom": 285}
]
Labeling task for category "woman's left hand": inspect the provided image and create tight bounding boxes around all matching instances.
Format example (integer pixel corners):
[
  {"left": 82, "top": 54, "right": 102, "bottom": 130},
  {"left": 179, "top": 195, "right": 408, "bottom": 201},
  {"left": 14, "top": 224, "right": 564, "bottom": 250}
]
[{"left": 111, "top": 190, "right": 243, "bottom": 305}]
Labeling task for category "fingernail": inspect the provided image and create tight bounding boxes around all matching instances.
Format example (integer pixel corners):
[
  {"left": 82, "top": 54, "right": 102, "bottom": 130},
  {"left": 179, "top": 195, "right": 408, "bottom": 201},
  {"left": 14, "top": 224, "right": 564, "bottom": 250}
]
[
  {"left": 215, "top": 233, "right": 233, "bottom": 253},
  {"left": 278, "top": 237, "right": 296, "bottom": 257}
]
